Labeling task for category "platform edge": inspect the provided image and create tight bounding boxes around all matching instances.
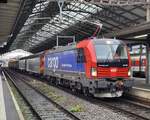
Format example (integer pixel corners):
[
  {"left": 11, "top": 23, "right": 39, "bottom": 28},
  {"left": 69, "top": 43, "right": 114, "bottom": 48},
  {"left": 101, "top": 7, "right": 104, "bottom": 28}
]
[{"left": 2, "top": 71, "right": 25, "bottom": 120}]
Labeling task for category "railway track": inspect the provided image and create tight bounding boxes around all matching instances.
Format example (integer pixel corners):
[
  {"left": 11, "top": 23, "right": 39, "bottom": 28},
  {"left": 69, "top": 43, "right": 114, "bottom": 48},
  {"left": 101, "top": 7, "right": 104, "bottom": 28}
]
[
  {"left": 2, "top": 72, "right": 40, "bottom": 120},
  {"left": 95, "top": 98, "right": 150, "bottom": 120},
  {"left": 5, "top": 69, "right": 150, "bottom": 120},
  {"left": 4, "top": 70, "right": 81, "bottom": 120}
]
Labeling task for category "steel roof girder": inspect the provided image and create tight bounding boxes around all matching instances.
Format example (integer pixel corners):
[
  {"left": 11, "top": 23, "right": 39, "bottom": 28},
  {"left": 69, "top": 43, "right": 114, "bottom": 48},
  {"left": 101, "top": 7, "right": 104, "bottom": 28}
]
[
  {"left": 116, "top": 6, "right": 145, "bottom": 20},
  {"left": 6, "top": 0, "right": 38, "bottom": 51},
  {"left": 64, "top": 6, "right": 122, "bottom": 29},
  {"left": 99, "top": 6, "right": 140, "bottom": 26}
]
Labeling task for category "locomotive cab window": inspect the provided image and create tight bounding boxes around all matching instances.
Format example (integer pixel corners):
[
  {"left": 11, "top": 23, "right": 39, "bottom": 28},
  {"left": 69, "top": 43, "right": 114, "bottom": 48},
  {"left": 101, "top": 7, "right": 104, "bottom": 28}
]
[
  {"left": 95, "top": 44, "right": 128, "bottom": 60},
  {"left": 114, "top": 45, "right": 128, "bottom": 59},
  {"left": 77, "top": 48, "right": 86, "bottom": 63}
]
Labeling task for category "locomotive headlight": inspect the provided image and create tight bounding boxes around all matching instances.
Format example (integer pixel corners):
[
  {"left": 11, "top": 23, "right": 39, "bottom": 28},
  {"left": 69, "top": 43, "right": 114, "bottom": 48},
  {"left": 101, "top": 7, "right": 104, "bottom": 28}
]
[
  {"left": 128, "top": 69, "right": 131, "bottom": 77},
  {"left": 91, "top": 68, "right": 97, "bottom": 77}
]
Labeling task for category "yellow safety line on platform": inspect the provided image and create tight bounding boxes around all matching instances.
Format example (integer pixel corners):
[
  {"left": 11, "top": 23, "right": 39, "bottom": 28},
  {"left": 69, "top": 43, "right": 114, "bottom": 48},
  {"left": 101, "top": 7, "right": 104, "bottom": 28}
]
[
  {"left": 0, "top": 74, "right": 6, "bottom": 120},
  {"left": 2, "top": 71, "right": 25, "bottom": 120}
]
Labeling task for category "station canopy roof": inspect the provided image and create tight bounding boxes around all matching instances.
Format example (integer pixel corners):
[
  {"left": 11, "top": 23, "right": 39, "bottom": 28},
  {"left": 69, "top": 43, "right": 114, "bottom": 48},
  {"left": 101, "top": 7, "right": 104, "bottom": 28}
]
[
  {"left": 1, "top": 49, "right": 32, "bottom": 61},
  {"left": 1, "top": 0, "right": 149, "bottom": 53},
  {"left": 0, "top": 0, "right": 22, "bottom": 47}
]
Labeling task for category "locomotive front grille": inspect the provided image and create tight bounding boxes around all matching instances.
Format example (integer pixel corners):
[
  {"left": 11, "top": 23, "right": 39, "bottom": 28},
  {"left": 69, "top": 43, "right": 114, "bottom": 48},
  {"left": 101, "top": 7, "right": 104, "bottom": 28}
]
[
  {"left": 97, "top": 67, "right": 128, "bottom": 78},
  {"left": 97, "top": 68, "right": 109, "bottom": 77}
]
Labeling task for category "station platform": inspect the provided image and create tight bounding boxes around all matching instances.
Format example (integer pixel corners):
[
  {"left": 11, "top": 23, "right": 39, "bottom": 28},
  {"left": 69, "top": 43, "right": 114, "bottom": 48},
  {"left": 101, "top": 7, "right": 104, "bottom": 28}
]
[
  {"left": 0, "top": 70, "right": 24, "bottom": 120},
  {"left": 127, "top": 77, "right": 150, "bottom": 102}
]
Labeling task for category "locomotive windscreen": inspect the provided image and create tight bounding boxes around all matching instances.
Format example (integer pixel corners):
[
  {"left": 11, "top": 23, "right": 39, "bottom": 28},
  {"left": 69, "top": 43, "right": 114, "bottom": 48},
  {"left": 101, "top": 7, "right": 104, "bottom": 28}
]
[
  {"left": 95, "top": 44, "right": 128, "bottom": 67},
  {"left": 95, "top": 44, "right": 128, "bottom": 60}
]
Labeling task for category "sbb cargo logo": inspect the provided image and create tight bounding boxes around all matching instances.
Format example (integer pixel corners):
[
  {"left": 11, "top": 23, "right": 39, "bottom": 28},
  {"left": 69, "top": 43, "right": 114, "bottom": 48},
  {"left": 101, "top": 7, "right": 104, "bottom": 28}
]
[
  {"left": 48, "top": 57, "right": 59, "bottom": 71},
  {"left": 0, "top": 0, "right": 7, "bottom": 3}
]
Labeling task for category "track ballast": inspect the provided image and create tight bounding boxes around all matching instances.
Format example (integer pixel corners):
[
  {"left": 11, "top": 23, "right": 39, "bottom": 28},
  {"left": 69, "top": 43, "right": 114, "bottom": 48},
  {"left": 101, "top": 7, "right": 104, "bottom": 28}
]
[{"left": 4, "top": 69, "right": 81, "bottom": 120}]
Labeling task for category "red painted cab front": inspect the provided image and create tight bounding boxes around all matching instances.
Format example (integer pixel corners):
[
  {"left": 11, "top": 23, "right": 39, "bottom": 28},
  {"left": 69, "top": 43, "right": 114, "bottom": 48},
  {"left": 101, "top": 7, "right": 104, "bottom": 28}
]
[
  {"left": 77, "top": 38, "right": 133, "bottom": 97},
  {"left": 77, "top": 38, "right": 131, "bottom": 79}
]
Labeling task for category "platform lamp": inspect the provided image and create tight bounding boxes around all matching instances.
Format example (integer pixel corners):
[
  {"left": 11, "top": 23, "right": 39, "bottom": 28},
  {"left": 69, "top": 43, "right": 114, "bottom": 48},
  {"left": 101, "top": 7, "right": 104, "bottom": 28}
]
[{"left": 146, "top": 33, "right": 150, "bottom": 84}]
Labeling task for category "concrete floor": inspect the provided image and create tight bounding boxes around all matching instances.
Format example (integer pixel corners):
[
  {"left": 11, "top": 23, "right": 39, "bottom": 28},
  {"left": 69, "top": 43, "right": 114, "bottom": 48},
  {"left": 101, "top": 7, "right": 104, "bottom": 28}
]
[
  {"left": 0, "top": 73, "right": 20, "bottom": 120},
  {"left": 133, "top": 77, "right": 150, "bottom": 89}
]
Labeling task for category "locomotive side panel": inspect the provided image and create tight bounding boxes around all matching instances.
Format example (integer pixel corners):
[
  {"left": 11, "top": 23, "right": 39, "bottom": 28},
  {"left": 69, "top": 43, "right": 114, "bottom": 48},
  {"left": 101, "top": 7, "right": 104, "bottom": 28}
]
[
  {"left": 44, "top": 49, "right": 85, "bottom": 81},
  {"left": 76, "top": 39, "right": 97, "bottom": 79}
]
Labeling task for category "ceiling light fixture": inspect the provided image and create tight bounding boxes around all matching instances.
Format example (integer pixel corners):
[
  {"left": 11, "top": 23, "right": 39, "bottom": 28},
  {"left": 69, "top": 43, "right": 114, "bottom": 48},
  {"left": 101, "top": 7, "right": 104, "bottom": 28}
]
[{"left": 134, "top": 34, "right": 147, "bottom": 38}]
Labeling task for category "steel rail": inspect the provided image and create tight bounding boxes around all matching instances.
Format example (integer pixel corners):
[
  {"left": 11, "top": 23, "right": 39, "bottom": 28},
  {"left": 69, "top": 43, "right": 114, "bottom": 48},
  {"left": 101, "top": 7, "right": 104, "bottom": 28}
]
[
  {"left": 95, "top": 99, "right": 150, "bottom": 120},
  {"left": 3, "top": 69, "right": 42, "bottom": 120},
  {"left": 4, "top": 69, "right": 81, "bottom": 120},
  {"left": 13, "top": 69, "right": 150, "bottom": 120}
]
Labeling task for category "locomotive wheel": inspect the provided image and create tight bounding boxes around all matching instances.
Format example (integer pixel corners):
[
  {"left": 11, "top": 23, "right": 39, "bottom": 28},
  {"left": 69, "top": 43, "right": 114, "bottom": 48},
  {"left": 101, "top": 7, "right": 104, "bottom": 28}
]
[
  {"left": 49, "top": 77, "right": 53, "bottom": 84},
  {"left": 83, "top": 87, "right": 90, "bottom": 96},
  {"left": 71, "top": 87, "right": 77, "bottom": 93},
  {"left": 55, "top": 80, "right": 59, "bottom": 86}
]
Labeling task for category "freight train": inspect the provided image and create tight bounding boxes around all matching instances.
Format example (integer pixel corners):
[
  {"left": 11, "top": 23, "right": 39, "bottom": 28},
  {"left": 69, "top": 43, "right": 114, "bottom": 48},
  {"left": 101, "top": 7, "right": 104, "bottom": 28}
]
[{"left": 8, "top": 38, "right": 133, "bottom": 97}]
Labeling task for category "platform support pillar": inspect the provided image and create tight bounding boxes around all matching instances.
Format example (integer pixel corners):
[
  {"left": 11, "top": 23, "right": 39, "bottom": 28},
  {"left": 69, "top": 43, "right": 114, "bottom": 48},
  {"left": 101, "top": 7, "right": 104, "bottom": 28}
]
[
  {"left": 146, "top": 0, "right": 150, "bottom": 22},
  {"left": 146, "top": 42, "right": 150, "bottom": 84}
]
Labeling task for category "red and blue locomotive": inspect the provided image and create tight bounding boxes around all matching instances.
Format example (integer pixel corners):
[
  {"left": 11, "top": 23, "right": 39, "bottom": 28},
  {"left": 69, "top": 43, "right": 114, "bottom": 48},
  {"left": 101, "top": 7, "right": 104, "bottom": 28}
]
[{"left": 9, "top": 37, "right": 133, "bottom": 97}]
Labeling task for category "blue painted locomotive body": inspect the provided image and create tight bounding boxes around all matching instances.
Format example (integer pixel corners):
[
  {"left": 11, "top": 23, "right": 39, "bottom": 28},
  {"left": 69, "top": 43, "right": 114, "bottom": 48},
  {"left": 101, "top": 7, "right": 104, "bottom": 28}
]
[{"left": 44, "top": 49, "right": 85, "bottom": 74}]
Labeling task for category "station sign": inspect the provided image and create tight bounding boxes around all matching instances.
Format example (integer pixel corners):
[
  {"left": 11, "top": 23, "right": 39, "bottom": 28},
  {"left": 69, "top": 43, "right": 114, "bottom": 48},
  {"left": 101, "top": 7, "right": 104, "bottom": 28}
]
[{"left": 0, "top": 0, "right": 7, "bottom": 3}]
